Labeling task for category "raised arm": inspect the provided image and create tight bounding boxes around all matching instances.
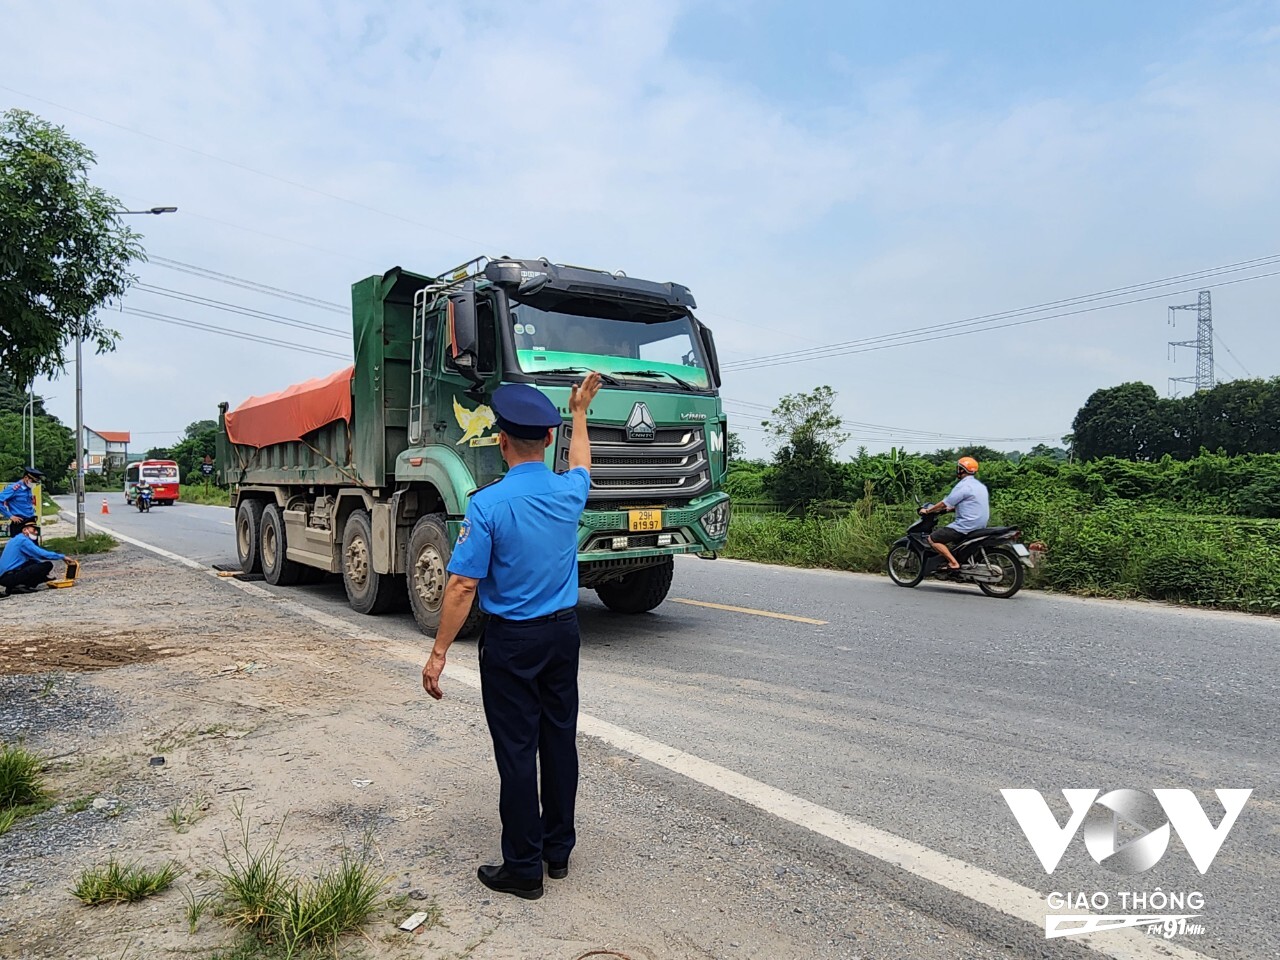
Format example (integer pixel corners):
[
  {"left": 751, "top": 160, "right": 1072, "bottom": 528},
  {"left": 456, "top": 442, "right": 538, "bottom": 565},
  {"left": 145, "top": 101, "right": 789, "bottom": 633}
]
[{"left": 567, "top": 372, "right": 603, "bottom": 473}]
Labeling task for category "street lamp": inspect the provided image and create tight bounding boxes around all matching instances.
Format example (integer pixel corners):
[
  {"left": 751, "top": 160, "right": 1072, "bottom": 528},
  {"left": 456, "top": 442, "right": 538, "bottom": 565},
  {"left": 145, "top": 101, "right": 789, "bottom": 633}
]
[{"left": 74, "top": 205, "right": 178, "bottom": 538}]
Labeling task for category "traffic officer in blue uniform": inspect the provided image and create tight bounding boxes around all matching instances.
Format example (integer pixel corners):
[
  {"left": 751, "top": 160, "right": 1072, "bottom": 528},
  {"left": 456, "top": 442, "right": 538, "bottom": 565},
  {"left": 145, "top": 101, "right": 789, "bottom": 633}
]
[
  {"left": 423, "top": 372, "right": 602, "bottom": 901},
  {"left": 1, "top": 466, "right": 43, "bottom": 539}
]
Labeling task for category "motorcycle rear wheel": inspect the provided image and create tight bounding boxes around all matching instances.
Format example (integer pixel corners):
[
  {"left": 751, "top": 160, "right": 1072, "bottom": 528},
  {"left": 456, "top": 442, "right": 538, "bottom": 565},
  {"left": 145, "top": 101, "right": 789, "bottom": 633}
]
[
  {"left": 978, "top": 547, "right": 1024, "bottom": 598},
  {"left": 887, "top": 545, "right": 925, "bottom": 587}
]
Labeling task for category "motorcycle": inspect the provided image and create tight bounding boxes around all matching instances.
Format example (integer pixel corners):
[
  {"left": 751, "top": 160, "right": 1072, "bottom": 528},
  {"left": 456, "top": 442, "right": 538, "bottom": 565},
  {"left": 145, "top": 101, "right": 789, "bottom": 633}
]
[
  {"left": 886, "top": 505, "right": 1033, "bottom": 598},
  {"left": 135, "top": 486, "right": 153, "bottom": 513}
]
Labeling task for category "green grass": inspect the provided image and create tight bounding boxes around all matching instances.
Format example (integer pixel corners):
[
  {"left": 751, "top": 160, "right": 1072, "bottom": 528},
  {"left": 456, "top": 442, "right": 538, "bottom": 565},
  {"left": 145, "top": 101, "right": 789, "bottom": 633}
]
[
  {"left": 724, "top": 500, "right": 1280, "bottom": 612},
  {"left": 0, "top": 744, "right": 47, "bottom": 810},
  {"left": 166, "top": 795, "right": 210, "bottom": 833},
  {"left": 72, "top": 859, "right": 180, "bottom": 904},
  {"left": 65, "top": 795, "right": 93, "bottom": 814},
  {"left": 272, "top": 853, "right": 387, "bottom": 957},
  {"left": 42, "top": 532, "right": 117, "bottom": 555},
  {"left": 179, "top": 483, "right": 231, "bottom": 506},
  {"left": 213, "top": 813, "right": 389, "bottom": 957}
]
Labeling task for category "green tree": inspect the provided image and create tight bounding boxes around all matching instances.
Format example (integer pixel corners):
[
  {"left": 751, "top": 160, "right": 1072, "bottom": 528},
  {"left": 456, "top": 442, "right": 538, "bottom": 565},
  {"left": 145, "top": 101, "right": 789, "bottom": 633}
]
[
  {"left": 169, "top": 421, "right": 218, "bottom": 481},
  {"left": 1070, "top": 382, "right": 1176, "bottom": 461},
  {"left": 0, "top": 371, "right": 46, "bottom": 417},
  {"left": 761, "top": 385, "right": 849, "bottom": 452},
  {"left": 1026, "top": 443, "right": 1068, "bottom": 461},
  {"left": 0, "top": 109, "right": 145, "bottom": 387},
  {"left": 726, "top": 431, "right": 746, "bottom": 460},
  {"left": 763, "top": 386, "right": 847, "bottom": 510},
  {"left": 0, "top": 411, "right": 74, "bottom": 491}
]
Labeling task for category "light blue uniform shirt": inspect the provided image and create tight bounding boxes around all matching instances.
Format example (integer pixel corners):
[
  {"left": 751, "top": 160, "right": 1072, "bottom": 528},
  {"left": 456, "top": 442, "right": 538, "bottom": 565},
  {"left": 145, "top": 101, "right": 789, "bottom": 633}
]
[
  {"left": 944, "top": 475, "right": 990, "bottom": 533},
  {"left": 447, "top": 462, "right": 590, "bottom": 619},
  {"left": 0, "top": 481, "right": 35, "bottom": 519},
  {"left": 0, "top": 534, "right": 64, "bottom": 576}
]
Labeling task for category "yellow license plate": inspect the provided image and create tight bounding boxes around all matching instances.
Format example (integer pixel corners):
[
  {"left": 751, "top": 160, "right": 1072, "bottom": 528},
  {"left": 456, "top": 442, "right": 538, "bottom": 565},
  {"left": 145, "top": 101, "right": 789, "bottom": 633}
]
[{"left": 628, "top": 509, "right": 663, "bottom": 532}]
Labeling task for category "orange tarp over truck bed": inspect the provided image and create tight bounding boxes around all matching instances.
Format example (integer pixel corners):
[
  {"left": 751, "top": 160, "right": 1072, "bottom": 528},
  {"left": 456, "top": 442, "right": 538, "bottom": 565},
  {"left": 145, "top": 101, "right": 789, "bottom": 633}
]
[{"left": 224, "top": 366, "right": 354, "bottom": 449}]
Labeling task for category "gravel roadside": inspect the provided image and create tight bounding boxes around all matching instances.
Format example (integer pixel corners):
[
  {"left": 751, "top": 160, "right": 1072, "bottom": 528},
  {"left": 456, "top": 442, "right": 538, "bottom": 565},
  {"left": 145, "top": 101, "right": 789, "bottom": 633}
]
[{"left": 1, "top": 543, "right": 1049, "bottom": 959}]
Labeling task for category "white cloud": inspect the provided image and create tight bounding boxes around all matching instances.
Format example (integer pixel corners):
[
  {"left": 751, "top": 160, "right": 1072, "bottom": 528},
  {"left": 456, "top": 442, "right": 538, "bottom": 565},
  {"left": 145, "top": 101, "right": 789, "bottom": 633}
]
[{"left": 7, "top": 0, "right": 1280, "bottom": 457}]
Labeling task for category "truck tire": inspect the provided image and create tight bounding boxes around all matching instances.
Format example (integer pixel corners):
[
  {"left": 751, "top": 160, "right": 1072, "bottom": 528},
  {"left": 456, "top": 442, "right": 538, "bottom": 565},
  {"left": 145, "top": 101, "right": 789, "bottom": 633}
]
[
  {"left": 341, "top": 509, "right": 404, "bottom": 615},
  {"left": 236, "top": 499, "right": 266, "bottom": 574},
  {"left": 406, "top": 514, "right": 485, "bottom": 641},
  {"left": 260, "top": 504, "right": 305, "bottom": 586},
  {"left": 595, "top": 557, "right": 674, "bottom": 614}
]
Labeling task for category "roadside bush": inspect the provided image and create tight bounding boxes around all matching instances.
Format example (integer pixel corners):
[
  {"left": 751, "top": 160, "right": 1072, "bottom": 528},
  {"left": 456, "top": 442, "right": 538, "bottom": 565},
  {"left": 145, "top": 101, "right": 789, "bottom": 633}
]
[
  {"left": 180, "top": 483, "right": 231, "bottom": 507},
  {"left": 1135, "top": 544, "right": 1236, "bottom": 604}
]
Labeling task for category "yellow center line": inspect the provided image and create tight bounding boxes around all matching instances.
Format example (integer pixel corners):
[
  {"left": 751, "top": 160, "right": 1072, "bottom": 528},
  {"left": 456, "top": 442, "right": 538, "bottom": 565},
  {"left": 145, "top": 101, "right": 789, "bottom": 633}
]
[{"left": 670, "top": 598, "right": 828, "bottom": 625}]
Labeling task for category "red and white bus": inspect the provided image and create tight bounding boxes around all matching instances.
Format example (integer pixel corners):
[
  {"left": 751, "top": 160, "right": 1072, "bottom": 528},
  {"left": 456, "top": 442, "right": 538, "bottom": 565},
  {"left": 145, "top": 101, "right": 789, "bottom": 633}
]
[{"left": 124, "top": 459, "right": 181, "bottom": 505}]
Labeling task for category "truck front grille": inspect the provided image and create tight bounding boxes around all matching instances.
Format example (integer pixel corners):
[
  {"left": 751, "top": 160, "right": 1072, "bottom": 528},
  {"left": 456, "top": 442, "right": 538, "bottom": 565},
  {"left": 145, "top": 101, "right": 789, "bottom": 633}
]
[{"left": 556, "top": 423, "right": 711, "bottom": 505}]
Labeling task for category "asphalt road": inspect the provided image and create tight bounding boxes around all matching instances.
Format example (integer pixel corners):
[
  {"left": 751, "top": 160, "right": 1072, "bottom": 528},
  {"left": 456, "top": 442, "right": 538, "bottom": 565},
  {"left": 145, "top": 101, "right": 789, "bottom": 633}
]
[{"left": 61, "top": 495, "right": 1279, "bottom": 959}]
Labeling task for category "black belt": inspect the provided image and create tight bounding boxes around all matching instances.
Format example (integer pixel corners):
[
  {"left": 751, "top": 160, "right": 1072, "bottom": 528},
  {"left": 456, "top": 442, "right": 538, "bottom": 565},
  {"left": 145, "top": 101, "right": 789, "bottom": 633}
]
[{"left": 487, "top": 607, "right": 577, "bottom": 625}]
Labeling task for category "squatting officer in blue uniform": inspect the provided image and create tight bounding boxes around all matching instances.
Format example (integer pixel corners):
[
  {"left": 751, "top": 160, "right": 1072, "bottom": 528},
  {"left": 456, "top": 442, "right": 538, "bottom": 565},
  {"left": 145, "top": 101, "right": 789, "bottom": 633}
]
[
  {"left": 1, "top": 466, "right": 43, "bottom": 539},
  {"left": 423, "top": 372, "right": 602, "bottom": 901}
]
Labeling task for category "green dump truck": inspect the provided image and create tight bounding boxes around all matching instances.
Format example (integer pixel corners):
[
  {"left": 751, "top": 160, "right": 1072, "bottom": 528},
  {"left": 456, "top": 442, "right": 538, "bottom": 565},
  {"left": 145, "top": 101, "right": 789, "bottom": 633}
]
[{"left": 217, "top": 256, "right": 730, "bottom": 638}]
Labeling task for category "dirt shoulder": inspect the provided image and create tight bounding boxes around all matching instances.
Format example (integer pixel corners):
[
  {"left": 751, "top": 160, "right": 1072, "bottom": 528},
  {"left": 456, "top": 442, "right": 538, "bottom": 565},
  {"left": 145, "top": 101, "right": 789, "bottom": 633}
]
[{"left": 0, "top": 545, "right": 1020, "bottom": 960}]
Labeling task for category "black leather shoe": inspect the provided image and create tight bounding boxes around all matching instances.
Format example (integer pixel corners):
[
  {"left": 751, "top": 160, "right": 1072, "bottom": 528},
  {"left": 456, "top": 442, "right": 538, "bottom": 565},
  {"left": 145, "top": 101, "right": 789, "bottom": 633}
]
[
  {"left": 477, "top": 863, "right": 543, "bottom": 900},
  {"left": 544, "top": 857, "right": 569, "bottom": 880}
]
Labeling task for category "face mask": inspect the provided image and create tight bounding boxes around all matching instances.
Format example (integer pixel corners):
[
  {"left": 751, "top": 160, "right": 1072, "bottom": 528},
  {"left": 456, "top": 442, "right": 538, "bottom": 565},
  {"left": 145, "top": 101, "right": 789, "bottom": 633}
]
[{"left": 25, "top": 530, "right": 38, "bottom": 540}]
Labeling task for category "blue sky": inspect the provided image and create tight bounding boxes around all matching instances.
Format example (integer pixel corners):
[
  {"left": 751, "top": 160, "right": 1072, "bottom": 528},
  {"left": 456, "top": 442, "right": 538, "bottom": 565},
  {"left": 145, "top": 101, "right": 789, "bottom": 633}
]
[{"left": 5, "top": 0, "right": 1279, "bottom": 457}]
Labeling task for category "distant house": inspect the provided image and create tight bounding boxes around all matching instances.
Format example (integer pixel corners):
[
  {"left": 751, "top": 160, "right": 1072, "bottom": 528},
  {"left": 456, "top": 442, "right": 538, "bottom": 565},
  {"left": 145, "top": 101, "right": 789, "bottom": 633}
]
[{"left": 82, "top": 428, "right": 131, "bottom": 473}]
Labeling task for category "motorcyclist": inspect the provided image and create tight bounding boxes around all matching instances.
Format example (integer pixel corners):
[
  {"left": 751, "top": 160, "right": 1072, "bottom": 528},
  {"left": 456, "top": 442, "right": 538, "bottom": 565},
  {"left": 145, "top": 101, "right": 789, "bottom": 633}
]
[
  {"left": 919, "top": 457, "right": 989, "bottom": 571},
  {"left": 135, "top": 479, "right": 153, "bottom": 508}
]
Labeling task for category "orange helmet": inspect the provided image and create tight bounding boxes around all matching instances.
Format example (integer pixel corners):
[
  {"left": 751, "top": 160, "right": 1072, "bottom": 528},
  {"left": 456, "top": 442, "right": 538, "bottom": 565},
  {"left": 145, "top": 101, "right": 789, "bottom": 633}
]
[{"left": 957, "top": 456, "right": 979, "bottom": 476}]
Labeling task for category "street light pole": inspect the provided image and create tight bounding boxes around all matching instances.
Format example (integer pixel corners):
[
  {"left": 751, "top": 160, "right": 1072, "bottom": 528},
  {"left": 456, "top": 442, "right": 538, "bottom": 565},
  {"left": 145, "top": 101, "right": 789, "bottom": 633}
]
[
  {"left": 75, "top": 317, "right": 85, "bottom": 540},
  {"left": 73, "top": 205, "right": 178, "bottom": 540}
]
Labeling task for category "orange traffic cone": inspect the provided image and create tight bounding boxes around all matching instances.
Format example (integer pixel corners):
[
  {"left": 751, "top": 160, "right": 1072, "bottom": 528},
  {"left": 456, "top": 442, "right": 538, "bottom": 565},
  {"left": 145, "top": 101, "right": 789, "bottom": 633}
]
[{"left": 101, "top": 498, "right": 109, "bottom": 515}]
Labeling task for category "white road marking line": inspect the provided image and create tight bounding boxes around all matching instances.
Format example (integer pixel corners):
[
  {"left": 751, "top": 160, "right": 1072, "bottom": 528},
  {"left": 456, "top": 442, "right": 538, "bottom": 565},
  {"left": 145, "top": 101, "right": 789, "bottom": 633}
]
[{"left": 92, "top": 517, "right": 1212, "bottom": 960}]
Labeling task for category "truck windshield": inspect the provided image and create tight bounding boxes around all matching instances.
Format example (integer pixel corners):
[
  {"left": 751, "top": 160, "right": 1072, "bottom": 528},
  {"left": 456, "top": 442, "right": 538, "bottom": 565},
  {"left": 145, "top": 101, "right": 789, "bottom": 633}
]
[{"left": 508, "top": 303, "right": 711, "bottom": 390}]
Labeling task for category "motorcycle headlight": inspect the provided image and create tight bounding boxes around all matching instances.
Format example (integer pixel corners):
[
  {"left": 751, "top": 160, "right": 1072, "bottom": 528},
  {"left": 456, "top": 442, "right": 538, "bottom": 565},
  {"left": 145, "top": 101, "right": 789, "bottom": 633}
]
[{"left": 699, "top": 501, "right": 731, "bottom": 541}]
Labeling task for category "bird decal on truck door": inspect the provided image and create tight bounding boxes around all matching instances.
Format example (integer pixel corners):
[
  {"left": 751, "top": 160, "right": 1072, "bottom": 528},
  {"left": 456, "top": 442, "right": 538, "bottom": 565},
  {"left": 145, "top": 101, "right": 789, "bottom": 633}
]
[{"left": 453, "top": 396, "right": 497, "bottom": 446}]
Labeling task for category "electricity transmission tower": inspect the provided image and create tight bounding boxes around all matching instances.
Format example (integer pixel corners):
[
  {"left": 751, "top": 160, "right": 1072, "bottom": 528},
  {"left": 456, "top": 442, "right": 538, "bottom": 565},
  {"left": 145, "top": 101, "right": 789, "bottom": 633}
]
[{"left": 1168, "top": 290, "right": 1214, "bottom": 395}]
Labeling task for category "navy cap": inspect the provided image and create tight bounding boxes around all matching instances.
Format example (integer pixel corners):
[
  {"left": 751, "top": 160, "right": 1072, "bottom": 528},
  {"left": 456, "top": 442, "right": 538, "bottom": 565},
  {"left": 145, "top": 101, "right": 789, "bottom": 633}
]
[
  {"left": 491, "top": 384, "right": 562, "bottom": 439},
  {"left": 22, "top": 466, "right": 43, "bottom": 479}
]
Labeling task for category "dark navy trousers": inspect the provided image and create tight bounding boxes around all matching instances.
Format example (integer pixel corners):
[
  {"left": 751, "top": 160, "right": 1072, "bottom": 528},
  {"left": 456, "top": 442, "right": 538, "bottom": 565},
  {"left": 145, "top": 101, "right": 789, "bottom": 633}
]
[{"left": 478, "top": 610, "right": 580, "bottom": 880}]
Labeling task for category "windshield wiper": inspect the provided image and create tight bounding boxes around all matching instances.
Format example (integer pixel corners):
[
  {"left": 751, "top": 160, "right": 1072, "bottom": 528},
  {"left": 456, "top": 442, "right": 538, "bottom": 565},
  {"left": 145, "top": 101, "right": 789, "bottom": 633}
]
[
  {"left": 533, "top": 367, "right": 621, "bottom": 385},
  {"left": 615, "top": 369, "right": 697, "bottom": 391}
]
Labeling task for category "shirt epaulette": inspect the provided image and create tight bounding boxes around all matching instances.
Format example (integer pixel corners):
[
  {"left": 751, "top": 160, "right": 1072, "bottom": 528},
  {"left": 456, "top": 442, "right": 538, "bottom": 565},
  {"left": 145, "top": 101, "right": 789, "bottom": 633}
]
[{"left": 468, "top": 477, "right": 503, "bottom": 498}]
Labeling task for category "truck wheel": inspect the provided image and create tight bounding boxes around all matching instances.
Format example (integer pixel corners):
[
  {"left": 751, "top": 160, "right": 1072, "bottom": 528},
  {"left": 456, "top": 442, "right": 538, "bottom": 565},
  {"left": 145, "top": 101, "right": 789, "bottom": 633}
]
[
  {"left": 260, "top": 504, "right": 305, "bottom": 586},
  {"left": 341, "top": 509, "right": 403, "bottom": 614},
  {"left": 236, "top": 499, "right": 266, "bottom": 574},
  {"left": 406, "top": 514, "right": 485, "bottom": 640},
  {"left": 594, "top": 557, "right": 674, "bottom": 614}
]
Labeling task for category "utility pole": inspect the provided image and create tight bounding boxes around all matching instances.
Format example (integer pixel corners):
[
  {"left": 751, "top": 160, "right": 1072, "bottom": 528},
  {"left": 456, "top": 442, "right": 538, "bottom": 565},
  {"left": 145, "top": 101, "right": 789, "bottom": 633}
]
[
  {"left": 75, "top": 317, "right": 85, "bottom": 540},
  {"left": 1168, "top": 290, "right": 1214, "bottom": 396},
  {"left": 75, "top": 205, "right": 179, "bottom": 540}
]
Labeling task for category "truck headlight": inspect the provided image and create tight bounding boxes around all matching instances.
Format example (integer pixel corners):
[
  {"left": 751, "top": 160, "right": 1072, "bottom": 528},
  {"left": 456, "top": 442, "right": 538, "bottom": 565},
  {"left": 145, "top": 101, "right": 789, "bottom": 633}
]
[{"left": 699, "top": 502, "right": 731, "bottom": 540}]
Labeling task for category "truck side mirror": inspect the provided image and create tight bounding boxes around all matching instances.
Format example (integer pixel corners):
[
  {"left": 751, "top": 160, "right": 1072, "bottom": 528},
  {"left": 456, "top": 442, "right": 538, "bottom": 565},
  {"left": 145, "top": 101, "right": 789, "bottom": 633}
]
[
  {"left": 448, "top": 286, "right": 484, "bottom": 390},
  {"left": 698, "top": 322, "right": 722, "bottom": 388}
]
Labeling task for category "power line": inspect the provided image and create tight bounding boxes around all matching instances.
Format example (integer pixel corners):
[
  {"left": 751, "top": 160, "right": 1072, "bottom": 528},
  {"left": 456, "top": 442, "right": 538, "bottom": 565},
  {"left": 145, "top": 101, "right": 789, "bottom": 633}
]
[
  {"left": 133, "top": 284, "right": 347, "bottom": 338},
  {"left": 121, "top": 307, "right": 350, "bottom": 361},
  {"left": 147, "top": 257, "right": 348, "bottom": 313},
  {"left": 723, "top": 398, "right": 1059, "bottom": 445},
  {"left": 723, "top": 257, "right": 1280, "bottom": 372},
  {"left": 1214, "top": 331, "right": 1254, "bottom": 378}
]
